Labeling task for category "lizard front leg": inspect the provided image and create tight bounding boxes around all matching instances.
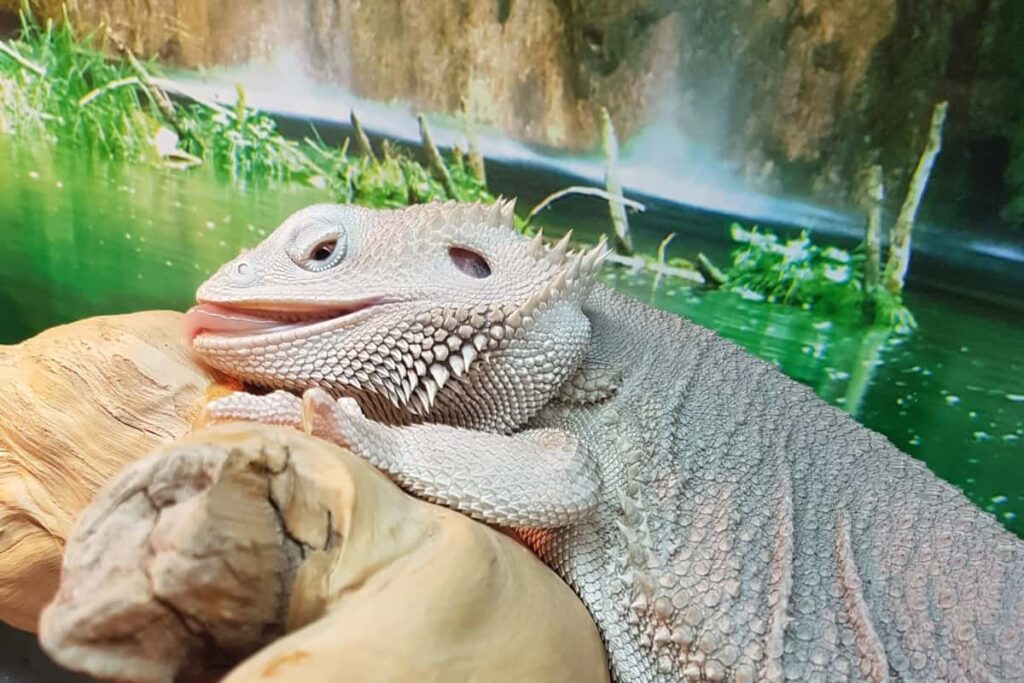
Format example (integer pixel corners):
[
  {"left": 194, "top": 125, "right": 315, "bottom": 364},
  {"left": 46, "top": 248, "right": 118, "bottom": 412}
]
[{"left": 204, "top": 389, "right": 600, "bottom": 528}]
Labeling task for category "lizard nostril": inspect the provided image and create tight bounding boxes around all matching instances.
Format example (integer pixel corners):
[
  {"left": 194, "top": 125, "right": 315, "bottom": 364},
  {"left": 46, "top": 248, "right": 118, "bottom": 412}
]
[{"left": 230, "top": 260, "right": 257, "bottom": 285}]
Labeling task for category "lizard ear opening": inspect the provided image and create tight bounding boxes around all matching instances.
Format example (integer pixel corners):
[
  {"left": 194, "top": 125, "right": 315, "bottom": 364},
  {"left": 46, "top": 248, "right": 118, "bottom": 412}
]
[{"left": 449, "top": 247, "right": 491, "bottom": 279}]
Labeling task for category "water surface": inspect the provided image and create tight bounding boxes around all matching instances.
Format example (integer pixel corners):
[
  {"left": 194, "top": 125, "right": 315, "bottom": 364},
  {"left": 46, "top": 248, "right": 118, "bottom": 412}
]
[{"left": 1, "top": 138, "right": 1021, "bottom": 535}]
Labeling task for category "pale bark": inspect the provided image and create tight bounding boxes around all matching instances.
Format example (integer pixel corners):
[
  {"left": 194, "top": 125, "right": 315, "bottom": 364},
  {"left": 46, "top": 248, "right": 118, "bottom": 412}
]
[
  {"left": 881, "top": 101, "right": 948, "bottom": 295},
  {"left": 600, "top": 107, "right": 634, "bottom": 256},
  {"left": 0, "top": 311, "right": 227, "bottom": 632},
  {"left": 861, "top": 163, "right": 885, "bottom": 290}
]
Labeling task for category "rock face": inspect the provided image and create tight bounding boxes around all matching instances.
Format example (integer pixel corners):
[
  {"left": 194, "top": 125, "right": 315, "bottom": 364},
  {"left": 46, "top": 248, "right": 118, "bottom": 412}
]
[
  {"left": 304, "top": 0, "right": 679, "bottom": 151},
  {"left": 683, "top": 0, "right": 1024, "bottom": 224},
  {"left": 5, "top": 0, "right": 1022, "bottom": 223}
]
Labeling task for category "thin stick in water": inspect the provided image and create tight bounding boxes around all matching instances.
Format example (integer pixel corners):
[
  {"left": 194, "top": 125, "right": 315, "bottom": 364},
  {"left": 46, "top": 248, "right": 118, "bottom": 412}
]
[
  {"left": 600, "top": 107, "right": 634, "bottom": 256},
  {"left": 525, "top": 185, "right": 646, "bottom": 226},
  {"left": 882, "top": 101, "right": 948, "bottom": 295},
  {"left": 861, "top": 164, "right": 885, "bottom": 291},
  {"left": 350, "top": 110, "right": 378, "bottom": 163},
  {"left": 418, "top": 113, "right": 456, "bottom": 198}
]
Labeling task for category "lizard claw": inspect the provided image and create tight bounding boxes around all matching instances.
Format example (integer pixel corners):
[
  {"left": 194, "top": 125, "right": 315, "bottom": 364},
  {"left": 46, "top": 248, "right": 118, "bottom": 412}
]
[{"left": 300, "top": 389, "right": 369, "bottom": 447}]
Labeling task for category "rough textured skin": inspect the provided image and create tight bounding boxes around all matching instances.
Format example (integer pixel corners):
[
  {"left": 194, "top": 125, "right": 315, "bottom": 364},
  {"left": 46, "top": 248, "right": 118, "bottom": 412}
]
[{"left": 189, "top": 201, "right": 1024, "bottom": 682}]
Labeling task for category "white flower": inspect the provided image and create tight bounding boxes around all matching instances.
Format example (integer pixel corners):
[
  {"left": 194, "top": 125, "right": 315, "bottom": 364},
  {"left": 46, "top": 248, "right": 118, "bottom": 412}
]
[{"left": 152, "top": 126, "right": 179, "bottom": 157}]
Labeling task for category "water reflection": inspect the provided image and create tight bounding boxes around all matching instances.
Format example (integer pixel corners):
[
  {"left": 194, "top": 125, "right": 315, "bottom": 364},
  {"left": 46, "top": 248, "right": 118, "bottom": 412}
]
[{"left": 1, "top": 138, "right": 1021, "bottom": 536}]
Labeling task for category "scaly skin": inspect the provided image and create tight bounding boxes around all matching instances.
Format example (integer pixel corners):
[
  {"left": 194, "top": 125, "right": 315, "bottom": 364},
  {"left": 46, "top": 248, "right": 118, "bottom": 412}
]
[{"left": 187, "top": 201, "right": 1024, "bottom": 682}]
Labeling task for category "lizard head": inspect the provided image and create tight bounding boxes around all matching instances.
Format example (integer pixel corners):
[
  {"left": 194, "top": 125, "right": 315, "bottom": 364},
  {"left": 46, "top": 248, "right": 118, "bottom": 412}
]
[{"left": 186, "top": 200, "right": 608, "bottom": 427}]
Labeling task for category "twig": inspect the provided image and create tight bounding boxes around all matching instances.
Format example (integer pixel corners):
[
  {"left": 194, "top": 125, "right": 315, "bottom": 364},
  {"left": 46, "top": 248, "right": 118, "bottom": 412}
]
[
  {"left": 605, "top": 252, "right": 704, "bottom": 285},
  {"left": 149, "top": 77, "right": 233, "bottom": 116},
  {"left": 467, "top": 129, "right": 486, "bottom": 185},
  {"left": 418, "top": 114, "right": 456, "bottom": 198},
  {"left": 106, "top": 30, "right": 180, "bottom": 134},
  {"left": 0, "top": 40, "right": 45, "bottom": 77},
  {"left": 860, "top": 164, "right": 884, "bottom": 291},
  {"left": 77, "top": 77, "right": 141, "bottom": 107},
  {"left": 525, "top": 185, "right": 646, "bottom": 226},
  {"left": 652, "top": 232, "right": 676, "bottom": 290},
  {"left": 695, "top": 253, "right": 727, "bottom": 287},
  {"left": 600, "top": 107, "right": 634, "bottom": 256},
  {"left": 881, "top": 101, "right": 948, "bottom": 295},
  {"left": 350, "top": 110, "right": 377, "bottom": 162}
]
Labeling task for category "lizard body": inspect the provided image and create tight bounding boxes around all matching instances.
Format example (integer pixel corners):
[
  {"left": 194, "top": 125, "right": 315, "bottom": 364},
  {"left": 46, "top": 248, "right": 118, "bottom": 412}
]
[{"left": 186, "top": 201, "right": 1023, "bottom": 682}]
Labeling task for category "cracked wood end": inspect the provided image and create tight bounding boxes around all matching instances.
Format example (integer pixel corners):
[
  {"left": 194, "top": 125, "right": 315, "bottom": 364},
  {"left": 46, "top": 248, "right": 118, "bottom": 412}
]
[{"left": 39, "top": 423, "right": 609, "bottom": 683}]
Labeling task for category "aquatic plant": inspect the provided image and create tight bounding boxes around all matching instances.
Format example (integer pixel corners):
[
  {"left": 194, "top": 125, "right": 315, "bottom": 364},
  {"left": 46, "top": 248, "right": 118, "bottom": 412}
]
[
  {"left": 720, "top": 224, "right": 916, "bottom": 331},
  {"left": 723, "top": 225, "right": 865, "bottom": 311}
]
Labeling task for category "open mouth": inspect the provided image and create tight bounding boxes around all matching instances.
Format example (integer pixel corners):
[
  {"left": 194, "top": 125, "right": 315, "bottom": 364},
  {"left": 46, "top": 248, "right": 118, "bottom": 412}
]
[{"left": 184, "top": 300, "right": 383, "bottom": 343}]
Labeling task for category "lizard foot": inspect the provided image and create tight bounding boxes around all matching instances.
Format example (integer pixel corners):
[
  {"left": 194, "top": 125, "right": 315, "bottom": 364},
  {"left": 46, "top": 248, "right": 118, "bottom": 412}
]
[
  {"left": 203, "top": 390, "right": 304, "bottom": 429},
  {"left": 300, "top": 388, "right": 383, "bottom": 460},
  {"left": 204, "top": 388, "right": 380, "bottom": 459}
]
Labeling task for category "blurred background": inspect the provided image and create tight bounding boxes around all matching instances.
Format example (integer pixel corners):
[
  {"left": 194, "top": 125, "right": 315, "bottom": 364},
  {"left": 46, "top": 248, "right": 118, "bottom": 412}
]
[{"left": 0, "top": 0, "right": 1021, "bottom": 540}]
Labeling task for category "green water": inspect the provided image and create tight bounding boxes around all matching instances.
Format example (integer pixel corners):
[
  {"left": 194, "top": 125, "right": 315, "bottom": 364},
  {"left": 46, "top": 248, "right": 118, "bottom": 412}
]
[{"left": 1, "top": 138, "right": 1022, "bottom": 536}]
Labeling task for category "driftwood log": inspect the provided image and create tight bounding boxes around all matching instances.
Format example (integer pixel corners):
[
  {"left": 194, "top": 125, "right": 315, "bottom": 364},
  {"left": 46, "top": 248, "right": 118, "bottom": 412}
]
[
  {"left": 0, "top": 311, "right": 608, "bottom": 682},
  {"left": 0, "top": 311, "right": 227, "bottom": 632}
]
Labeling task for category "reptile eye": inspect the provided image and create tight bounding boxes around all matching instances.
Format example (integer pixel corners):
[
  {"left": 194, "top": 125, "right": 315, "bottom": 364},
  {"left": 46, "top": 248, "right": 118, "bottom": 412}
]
[
  {"left": 449, "top": 247, "right": 491, "bottom": 279},
  {"left": 311, "top": 240, "right": 337, "bottom": 261},
  {"left": 294, "top": 235, "right": 346, "bottom": 272}
]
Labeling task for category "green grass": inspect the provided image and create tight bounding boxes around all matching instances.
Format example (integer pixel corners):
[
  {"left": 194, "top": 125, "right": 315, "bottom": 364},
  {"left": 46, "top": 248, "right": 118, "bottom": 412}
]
[
  {"left": 0, "top": 9, "right": 162, "bottom": 162},
  {"left": 0, "top": 7, "right": 493, "bottom": 207}
]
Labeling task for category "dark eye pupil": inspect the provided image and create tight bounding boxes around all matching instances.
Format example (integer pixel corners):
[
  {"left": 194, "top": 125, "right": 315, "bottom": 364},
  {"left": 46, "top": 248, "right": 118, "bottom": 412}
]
[
  {"left": 312, "top": 241, "right": 336, "bottom": 261},
  {"left": 449, "top": 247, "right": 491, "bottom": 278}
]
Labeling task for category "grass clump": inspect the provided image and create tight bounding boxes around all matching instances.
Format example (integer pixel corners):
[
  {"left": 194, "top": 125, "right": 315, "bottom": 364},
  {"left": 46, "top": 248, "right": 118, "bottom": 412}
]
[
  {"left": 723, "top": 224, "right": 865, "bottom": 312},
  {"left": 308, "top": 139, "right": 493, "bottom": 208},
  {"left": 0, "top": 7, "right": 493, "bottom": 208},
  {"left": 719, "top": 223, "right": 915, "bottom": 331},
  {"left": 0, "top": 10, "right": 162, "bottom": 162}
]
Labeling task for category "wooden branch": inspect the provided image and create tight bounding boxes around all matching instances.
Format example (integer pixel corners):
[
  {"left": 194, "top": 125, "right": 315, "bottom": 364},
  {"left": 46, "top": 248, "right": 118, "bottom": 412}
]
[
  {"left": 861, "top": 164, "right": 885, "bottom": 291},
  {"left": 3, "top": 312, "right": 608, "bottom": 682},
  {"left": 418, "top": 113, "right": 456, "bottom": 198},
  {"left": 349, "top": 110, "right": 377, "bottom": 163},
  {"left": 600, "top": 107, "right": 634, "bottom": 256},
  {"left": 604, "top": 252, "right": 704, "bottom": 284},
  {"left": 107, "top": 30, "right": 180, "bottom": 133},
  {"left": 525, "top": 185, "right": 646, "bottom": 226},
  {"left": 882, "top": 101, "right": 948, "bottom": 295},
  {"left": 77, "top": 76, "right": 141, "bottom": 107}
]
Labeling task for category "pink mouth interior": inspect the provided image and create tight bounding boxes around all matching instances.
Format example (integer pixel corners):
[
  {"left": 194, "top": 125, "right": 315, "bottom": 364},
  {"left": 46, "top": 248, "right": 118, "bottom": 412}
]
[{"left": 184, "top": 302, "right": 374, "bottom": 342}]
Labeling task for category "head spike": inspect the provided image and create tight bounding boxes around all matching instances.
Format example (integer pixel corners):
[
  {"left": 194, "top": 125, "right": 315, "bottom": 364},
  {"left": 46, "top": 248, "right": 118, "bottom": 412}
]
[
  {"left": 547, "top": 230, "right": 573, "bottom": 266},
  {"left": 527, "top": 229, "right": 545, "bottom": 260},
  {"left": 567, "top": 252, "right": 584, "bottom": 281},
  {"left": 583, "top": 237, "right": 610, "bottom": 274},
  {"left": 485, "top": 200, "right": 502, "bottom": 227},
  {"left": 499, "top": 197, "right": 517, "bottom": 227}
]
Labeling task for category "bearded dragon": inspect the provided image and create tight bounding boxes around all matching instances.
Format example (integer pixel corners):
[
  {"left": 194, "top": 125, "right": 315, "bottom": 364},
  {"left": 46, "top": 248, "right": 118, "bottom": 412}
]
[{"left": 185, "top": 200, "right": 1023, "bottom": 682}]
